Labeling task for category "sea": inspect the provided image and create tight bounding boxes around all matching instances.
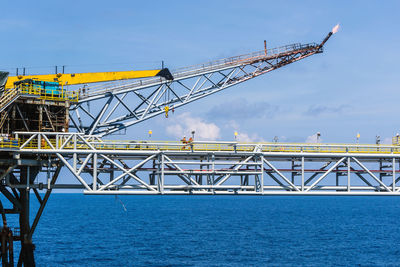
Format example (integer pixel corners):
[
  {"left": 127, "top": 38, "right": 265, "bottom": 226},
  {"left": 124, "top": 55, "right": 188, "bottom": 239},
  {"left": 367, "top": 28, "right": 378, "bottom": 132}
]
[{"left": 16, "top": 195, "right": 400, "bottom": 266}]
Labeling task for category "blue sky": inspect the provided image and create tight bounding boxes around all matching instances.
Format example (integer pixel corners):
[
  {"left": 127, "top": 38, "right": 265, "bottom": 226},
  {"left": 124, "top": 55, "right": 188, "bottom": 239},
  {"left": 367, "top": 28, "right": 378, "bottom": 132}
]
[{"left": 2, "top": 0, "right": 400, "bottom": 144}]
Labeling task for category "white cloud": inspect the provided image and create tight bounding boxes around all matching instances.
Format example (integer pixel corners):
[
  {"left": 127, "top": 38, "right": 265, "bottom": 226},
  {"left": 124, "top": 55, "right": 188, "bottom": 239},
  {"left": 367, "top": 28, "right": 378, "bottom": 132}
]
[
  {"left": 166, "top": 112, "right": 220, "bottom": 140},
  {"left": 306, "top": 133, "right": 322, "bottom": 143}
]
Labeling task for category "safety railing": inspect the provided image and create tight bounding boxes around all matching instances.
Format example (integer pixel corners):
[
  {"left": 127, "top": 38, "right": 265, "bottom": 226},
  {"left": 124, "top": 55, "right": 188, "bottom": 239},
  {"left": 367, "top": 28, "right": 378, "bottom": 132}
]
[
  {"left": 392, "top": 136, "right": 400, "bottom": 146},
  {"left": 12, "top": 84, "right": 79, "bottom": 102},
  {"left": 9, "top": 133, "right": 400, "bottom": 155},
  {"left": 171, "top": 43, "right": 319, "bottom": 79},
  {"left": 76, "top": 43, "right": 320, "bottom": 101},
  {"left": 0, "top": 139, "right": 19, "bottom": 148}
]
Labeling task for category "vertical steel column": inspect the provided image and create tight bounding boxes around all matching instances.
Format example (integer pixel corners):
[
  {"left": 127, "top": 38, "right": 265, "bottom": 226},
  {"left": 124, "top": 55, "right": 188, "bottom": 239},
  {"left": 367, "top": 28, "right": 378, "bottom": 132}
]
[
  {"left": 336, "top": 166, "right": 339, "bottom": 191},
  {"left": 26, "top": 167, "right": 30, "bottom": 190},
  {"left": 393, "top": 157, "right": 396, "bottom": 192},
  {"left": 347, "top": 157, "right": 351, "bottom": 192},
  {"left": 157, "top": 155, "right": 161, "bottom": 193},
  {"left": 206, "top": 155, "right": 211, "bottom": 189},
  {"left": 38, "top": 105, "right": 42, "bottom": 132},
  {"left": 211, "top": 154, "right": 215, "bottom": 186},
  {"left": 379, "top": 159, "right": 383, "bottom": 192},
  {"left": 301, "top": 157, "right": 304, "bottom": 191},
  {"left": 93, "top": 153, "right": 97, "bottom": 190},
  {"left": 199, "top": 159, "right": 203, "bottom": 185},
  {"left": 73, "top": 134, "right": 77, "bottom": 172},
  {"left": 291, "top": 160, "right": 295, "bottom": 184},
  {"left": 150, "top": 159, "right": 155, "bottom": 185},
  {"left": 18, "top": 166, "right": 37, "bottom": 267},
  {"left": 160, "top": 154, "right": 164, "bottom": 194},
  {"left": 261, "top": 156, "right": 264, "bottom": 194}
]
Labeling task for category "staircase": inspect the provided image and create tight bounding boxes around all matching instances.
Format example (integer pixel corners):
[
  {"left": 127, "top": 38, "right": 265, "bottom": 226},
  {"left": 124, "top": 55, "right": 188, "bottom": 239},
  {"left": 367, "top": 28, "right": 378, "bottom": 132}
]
[{"left": 0, "top": 88, "right": 20, "bottom": 113}]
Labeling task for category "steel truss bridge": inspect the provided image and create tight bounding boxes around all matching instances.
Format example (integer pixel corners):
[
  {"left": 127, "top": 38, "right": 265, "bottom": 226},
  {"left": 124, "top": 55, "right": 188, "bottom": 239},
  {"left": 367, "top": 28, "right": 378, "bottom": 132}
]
[{"left": 4, "top": 131, "right": 400, "bottom": 196}]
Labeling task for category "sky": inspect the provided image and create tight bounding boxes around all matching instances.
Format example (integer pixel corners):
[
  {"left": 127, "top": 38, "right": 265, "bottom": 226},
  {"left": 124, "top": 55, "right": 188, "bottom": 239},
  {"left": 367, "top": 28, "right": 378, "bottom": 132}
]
[{"left": 1, "top": 0, "right": 400, "bottom": 145}]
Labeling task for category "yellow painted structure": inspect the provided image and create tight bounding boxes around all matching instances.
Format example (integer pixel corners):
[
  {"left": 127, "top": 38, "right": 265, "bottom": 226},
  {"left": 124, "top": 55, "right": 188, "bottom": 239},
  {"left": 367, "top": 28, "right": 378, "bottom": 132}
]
[
  {"left": 5, "top": 69, "right": 163, "bottom": 89},
  {"left": 4, "top": 138, "right": 400, "bottom": 153}
]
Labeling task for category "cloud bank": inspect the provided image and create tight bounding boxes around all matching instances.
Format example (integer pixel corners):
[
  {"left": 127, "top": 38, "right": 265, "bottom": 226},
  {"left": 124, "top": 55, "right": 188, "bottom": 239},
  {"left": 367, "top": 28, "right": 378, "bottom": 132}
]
[
  {"left": 166, "top": 112, "right": 220, "bottom": 140},
  {"left": 306, "top": 133, "right": 322, "bottom": 143}
]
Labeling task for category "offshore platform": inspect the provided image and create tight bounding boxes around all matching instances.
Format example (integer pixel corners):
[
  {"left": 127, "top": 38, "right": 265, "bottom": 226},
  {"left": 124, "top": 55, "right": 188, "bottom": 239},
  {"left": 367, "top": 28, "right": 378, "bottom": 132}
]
[{"left": 1, "top": 25, "right": 398, "bottom": 266}]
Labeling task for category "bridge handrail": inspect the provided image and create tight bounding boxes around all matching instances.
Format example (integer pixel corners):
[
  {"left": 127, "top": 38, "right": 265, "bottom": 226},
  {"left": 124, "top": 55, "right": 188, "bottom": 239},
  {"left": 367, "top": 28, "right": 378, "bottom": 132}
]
[{"left": 5, "top": 132, "right": 400, "bottom": 154}]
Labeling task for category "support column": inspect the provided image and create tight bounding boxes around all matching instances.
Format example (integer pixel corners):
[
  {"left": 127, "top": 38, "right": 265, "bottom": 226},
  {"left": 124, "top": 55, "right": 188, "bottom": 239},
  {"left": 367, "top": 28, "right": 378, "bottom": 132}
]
[
  {"left": 393, "top": 158, "right": 396, "bottom": 192},
  {"left": 18, "top": 166, "right": 38, "bottom": 267},
  {"left": 379, "top": 159, "right": 383, "bottom": 192},
  {"left": 347, "top": 157, "right": 351, "bottom": 192},
  {"left": 93, "top": 154, "right": 97, "bottom": 191},
  {"left": 160, "top": 154, "right": 164, "bottom": 194},
  {"left": 38, "top": 105, "right": 43, "bottom": 132},
  {"left": 301, "top": 157, "right": 304, "bottom": 191},
  {"left": 336, "top": 166, "right": 339, "bottom": 191},
  {"left": 261, "top": 156, "right": 264, "bottom": 194}
]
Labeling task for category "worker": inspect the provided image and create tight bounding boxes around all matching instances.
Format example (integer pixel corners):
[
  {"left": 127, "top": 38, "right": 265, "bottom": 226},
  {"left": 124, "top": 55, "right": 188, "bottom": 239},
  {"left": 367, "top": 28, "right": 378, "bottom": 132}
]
[
  {"left": 187, "top": 137, "right": 194, "bottom": 151},
  {"left": 181, "top": 136, "right": 187, "bottom": 144},
  {"left": 181, "top": 136, "right": 187, "bottom": 150}
]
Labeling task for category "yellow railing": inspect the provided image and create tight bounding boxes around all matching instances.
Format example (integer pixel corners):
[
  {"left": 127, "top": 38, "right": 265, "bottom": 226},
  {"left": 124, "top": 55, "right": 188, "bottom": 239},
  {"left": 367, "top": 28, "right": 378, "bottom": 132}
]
[
  {"left": 0, "top": 139, "right": 19, "bottom": 148},
  {"left": 12, "top": 84, "right": 78, "bottom": 102},
  {"left": 12, "top": 137, "right": 400, "bottom": 154},
  {"left": 393, "top": 136, "right": 400, "bottom": 146}
]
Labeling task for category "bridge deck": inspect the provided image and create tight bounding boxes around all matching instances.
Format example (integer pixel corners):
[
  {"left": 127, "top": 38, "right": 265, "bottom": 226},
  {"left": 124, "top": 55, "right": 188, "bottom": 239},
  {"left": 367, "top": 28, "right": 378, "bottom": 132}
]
[{"left": 2, "top": 133, "right": 400, "bottom": 155}]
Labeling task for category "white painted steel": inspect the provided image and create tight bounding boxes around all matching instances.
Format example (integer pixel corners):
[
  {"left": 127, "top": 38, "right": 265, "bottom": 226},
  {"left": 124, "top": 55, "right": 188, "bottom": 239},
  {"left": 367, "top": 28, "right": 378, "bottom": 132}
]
[{"left": 4, "top": 132, "right": 400, "bottom": 196}]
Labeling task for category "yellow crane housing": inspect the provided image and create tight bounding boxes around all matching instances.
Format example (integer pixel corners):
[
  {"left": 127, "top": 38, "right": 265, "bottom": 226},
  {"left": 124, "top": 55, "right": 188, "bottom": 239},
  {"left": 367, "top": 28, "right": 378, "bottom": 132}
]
[{"left": 4, "top": 68, "right": 173, "bottom": 89}]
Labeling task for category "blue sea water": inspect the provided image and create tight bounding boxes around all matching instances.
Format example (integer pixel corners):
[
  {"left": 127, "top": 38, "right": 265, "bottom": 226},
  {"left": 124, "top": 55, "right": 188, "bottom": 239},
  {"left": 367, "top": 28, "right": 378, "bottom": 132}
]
[{"left": 25, "top": 195, "right": 400, "bottom": 266}]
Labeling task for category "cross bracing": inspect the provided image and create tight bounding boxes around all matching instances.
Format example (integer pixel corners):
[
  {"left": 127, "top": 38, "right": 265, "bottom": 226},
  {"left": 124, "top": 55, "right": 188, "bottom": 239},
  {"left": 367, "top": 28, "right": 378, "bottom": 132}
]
[
  {"left": 68, "top": 43, "right": 323, "bottom": 136},
  {"left": 3, "top": 132, "right": 400, "bottom": 195}
]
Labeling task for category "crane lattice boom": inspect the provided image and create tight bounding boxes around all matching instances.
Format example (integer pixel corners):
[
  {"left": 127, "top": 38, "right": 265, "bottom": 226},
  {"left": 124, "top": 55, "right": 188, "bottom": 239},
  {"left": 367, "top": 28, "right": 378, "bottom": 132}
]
[{"left": 70, "top": 42, "right": 324, "bottom": 136}]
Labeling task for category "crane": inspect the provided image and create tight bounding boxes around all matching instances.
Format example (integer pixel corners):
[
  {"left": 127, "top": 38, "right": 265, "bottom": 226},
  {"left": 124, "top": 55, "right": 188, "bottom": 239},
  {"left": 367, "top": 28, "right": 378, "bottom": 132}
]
[{"left": 0, "top": 68, "right": 173, "bottom": 134}]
